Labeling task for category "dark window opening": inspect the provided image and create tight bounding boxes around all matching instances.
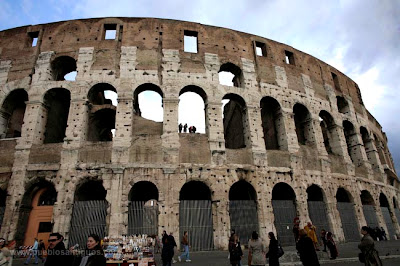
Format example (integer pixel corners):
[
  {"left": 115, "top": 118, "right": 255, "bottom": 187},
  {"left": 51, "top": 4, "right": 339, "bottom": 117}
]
[
  {"left": 218, "top": 63, "right": 243, "bottom": 87},
  {"left": 361, "top": 190, "right": 375, "bottom": 206},
  {"left": 229, "top": 180, "right": 257, "bottom": 201},
  {"left": 285, "top": 50, "right": 295, "bottom": 65},
  {"left": 104, "top": 24, "right": 117, "bottom": 40},
  {"left": 38, "top": 222, "right": 53, "bottom": 233},
  {"left": 223, "top": 94, "right": 247, "bottom": 149},
  {"left": 336, "top": 96, "right": 349, "bottom": 114},
  {"left": 184, "top": 30, "right": 198, "bottom": 53},
  {"left": 51, "top": 56, "right": 77, "bottom": 81},
  {"left": 29, "top": 31, "right": 39, "bottom": 47},
  {"left": 43, "top": 88, "right": 71, "bottom": 144},
  {"left": 379, "top": 193, "right": 389, "bottom": 208},
  {"left": 393, "top": 197, "right": 398, "bottom": 209},
  {"left": 75, "top": 180, "right": 107, "bottom": 201},
  {"left": 88, "top": 108, "right": 116, "bottom": 141},
  {"left": 343, "top": 120, "right": 356, "bottom": 162},
  {"left": 0, "top": 189, "right": 7, "bottom": 207},
  {"left": 336, "top": 188, "right": 352, "bottom": 203},
  {"left": 261, "top": 97, "right": 282, "bottom": 150},
  {"left": 0, "top": 89, "right": 28, "bottom": 139},
  {"left": 255, "top": 41, "right": 267, "bottom": 57},
  {"left": 272, "top": 182, "right": 296, "bottom": 201},
  {"left": 331, "top": 72, "right": 340, "bottom": 91},
  {"left": 293, "top": 103, "right": 312, "bottom": 146},
  {"left": 319, "top": 111, "right": 336, "bottom": 154},
  {"left": 360, "top": 127, "right": 369, "bottom": 145},
  {"left": 38, "top": 187, "right": 57, "bottom": 206},
  {"left": 180, "top": 181, "right": 211, "bottom": 200},
  {"left": 306, "top": 185, "right": 324, "bottom": 201},
  {"left": 129, "top": 181, "right": 159, "bottom": 202}
]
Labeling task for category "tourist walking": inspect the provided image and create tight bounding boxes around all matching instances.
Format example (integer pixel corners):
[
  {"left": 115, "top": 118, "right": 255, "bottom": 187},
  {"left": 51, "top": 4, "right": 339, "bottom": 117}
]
[
  {"left": 248, "top": 231, "right": 265, "bottom": 266},
  {"left": 358, "top": 226, "right": 382, "bottom": 266},
  {"left": 45, "top": 233, "right": 73, "bottom": 266},
  {"left": 326, "top": 232, "right": 338, "bottom": 260},
  {"left": 0, "top": 240, "right": 15, "bottom": 266},
  {"left": 161, "top": 235, "right": 174, "bottom": 266},
  {"left": 24, "top": 238, "right": 39, "bottom": 265},
  {"left": 296, "top": 229, "right": 320, "bottom": 266},
  {"left": 178, "top": 231, "right": 191, "bottom": 262},
  {"left": 320, "top": 229, "right": 327, "bottom": 252},
  {"left": 71, "top": 234, "right": 106, "bottom": 266},
  {"left": 169, "top": 232, "right": 178, "bottom": 264},
  {"left": 304, "top": 221, "right": 319, "bottom": 251},
  {"left": 229, "top": 234, "right": 243, "bottom": 266},
  {"left": 38, "top": 239, "right": 46, "bottom": 263},
  {"left": 265, "top": 232, "right": 281, "bottom": 266}
]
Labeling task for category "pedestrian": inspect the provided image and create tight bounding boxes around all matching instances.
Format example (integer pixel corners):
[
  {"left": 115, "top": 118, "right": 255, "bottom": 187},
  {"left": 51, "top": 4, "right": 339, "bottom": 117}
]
[
  {"left": 162, "top": 230, "right": 168, "bottom": 247},
  {"left": 358, "top": 226, "right": 382, "bottom": 266},
  {"left": 45, "top": 233, "right": 73, "bottom": 266},
  {"left": 304, "top": 221, "right": 319, "bottom": 251},
  {"left": 189, "top": 126, "right": 193, "bottom": 133},
  {"left": 24, "top": 237, "right": 39, "bottom": 265},
  {"left": 192, "top": 126, "right": 196, "bottom": 133},
  {"left": 183, "top": 123, "right": 188, "bottom": 133},
  {"left": 380, "top": 227, "right": 387, "bottom": 240},
  {"left": 229, "top": 234, "right": 243, "bottom": 266},
  {"left": 326, "top": 232, "right": 338, "bottom": 260},
  {"left": 248, "top": 231, "right": 265, "bottom": 266},
  {"left": 293, "top": 217, "right": 300, "bottom": 243},
  {"left": 161, "top": 235, "right": 174, "bottom": 266},
  {"left": 71, "top": 234, "right": 106, "bottom": 266},
  {"left": 0, "top": 240, "right": 16, "bottom": 266},
  {"left": 169, "top": 232, "right": 178, "bottom": 264},
  {"left": 38, "top": 239, "right": 46, "bottom": 263},
  {"left": 178, "top": 123, "right": 183, "bottom": 133},
  {"left": 265, "top": 232, "right": 280, "bottom": 266},
  {"left": 296, "top": 229, "right": 320, "bottom": 266},
  {"left": 178, "top": 231, "right": 191, "bottom": 262},
  {"left": 320, "top": 229, "right": 327, "bottom": 252},
  {"left": 375, "top": 227, "right": 382, "bottom": 241}
]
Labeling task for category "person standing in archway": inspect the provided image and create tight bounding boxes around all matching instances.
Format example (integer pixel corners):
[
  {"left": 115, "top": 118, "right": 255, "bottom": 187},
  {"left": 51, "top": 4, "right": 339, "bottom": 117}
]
[{"left": 183, "top": 123, "right": 188, "bottom": 133}]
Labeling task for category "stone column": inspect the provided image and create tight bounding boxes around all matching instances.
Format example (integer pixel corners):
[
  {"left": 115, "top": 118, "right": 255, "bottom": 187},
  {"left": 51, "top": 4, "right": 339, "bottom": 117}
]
[
  {"left": 107, "top": 168, "right": 125, "bottom": 237},
  {"left": 247, "top": 105, "right": 267, "bottom": 166},
  {"left": 212, "top": 186, "right": 230, "bottom": 250},
  {"left": 281, "top": 109, "right": 300, "bottom": 153},
  {"left": 206, "top": 101, "right": 226, "bottom": 165},
  {"left": 364, "top": 135, "right": 384, "bottom": 173},
  {"left": 162, "top": 98, "right": 180, "bottom": 164},
  {"left": 311, "top": 114, "right": 329, "bottom": 157}
]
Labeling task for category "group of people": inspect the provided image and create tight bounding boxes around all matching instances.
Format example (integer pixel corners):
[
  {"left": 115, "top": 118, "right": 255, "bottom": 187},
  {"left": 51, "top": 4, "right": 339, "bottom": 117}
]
[
  {"left": 178, "top": 123, "right": 197, "bottom": 133},
  {"left": 161, "top": 230, "right": 191, "bottom": 265},
  {"left": 21, "top": 233, "right": 106, "bottom": 266}
]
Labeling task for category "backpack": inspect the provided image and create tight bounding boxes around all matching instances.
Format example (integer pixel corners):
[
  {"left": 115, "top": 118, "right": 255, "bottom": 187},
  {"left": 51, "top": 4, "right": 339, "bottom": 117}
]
[{"left": 277, "top": 243, "right": 284, "bottom": 258}]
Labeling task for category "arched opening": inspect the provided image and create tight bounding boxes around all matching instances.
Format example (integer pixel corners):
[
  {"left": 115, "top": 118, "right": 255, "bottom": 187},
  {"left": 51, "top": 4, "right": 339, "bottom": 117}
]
[
  {"left": 319, "top": 111, "right": 337, "bottom": 154},
  {"left": 133, "top": 83, "right": 163, "bottom": 122},
  {"left": 15, "top": 181, "right": 56, "bottom": 247},
  {"left": 179, "top": 181, "right": 213, "bottom": 251},
  {"left": 128, "top": 181, "right": 159, "bottom": 236},
  {"left": 306, "top": 185, "right": 330, "bottom": 233},
  {"left": 343, "top": 120, "right": 357, "bottom": 163},
  {"left": 336, "top": 187, "right": 359, "bottom": 241},
  {"left": 229, "top": 180, "right": 258, "bottom": 243},
  {"left": 361, "top": 190, "right": 379, "bottom": 229},
  {"left": 293, "top": 103, "right": 313, "bottom": 146},
  {"left": 360, "top": 127, "right": 376, "bottom": 166},
  {"left": 69, "top": 180, "right": 108, "bottom": 247},
  {"left": 218, "top": 62, "right": 243, "bottom": 87},
  {"left": 380, "top": 193, "right": 396, "bottom": 239},
  {"left": 0, "top": 189, "right": 7, "bottom": 231},
  {"left": 373, "top": 134, "right": 385, "bottom": 166},
  {"left": 336, "top": 96, "right": 349, "bottom": 114},
  {"left": 43, "top": 88, "right": 70, "bottom": 143},
  {"left": 222, "top": 94, "right": 249, "bottom": 149},
  {"left": 51, "top": 56, "right": 77, "bottom": 81},
  {"left": 393, "top": 197, "right": 400, "bottom": 226},
  {"left": 0, "top": 89, "right": 28, "bottom": 139},
  {"left": 260, "top": 97, "right": 283, "bottom": 150},
  {"left": 87, "top": 83, "right": 117, "bottom": 141},
  {"left": 179, "top": 86, "right": 207, "bottom": 134},
  {"left": 272, "top": 182, "right": 297, "bottom": 246}
]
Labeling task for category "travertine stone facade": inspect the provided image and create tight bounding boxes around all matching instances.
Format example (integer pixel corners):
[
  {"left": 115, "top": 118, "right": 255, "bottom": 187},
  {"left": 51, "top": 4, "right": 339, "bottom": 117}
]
[{"left": 0, "top": 17, "right": 398, "bottom": 249}]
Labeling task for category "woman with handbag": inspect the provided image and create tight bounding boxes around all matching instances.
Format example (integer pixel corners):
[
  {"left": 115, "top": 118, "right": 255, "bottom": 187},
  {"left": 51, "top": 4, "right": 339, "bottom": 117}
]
[
  {"left": 228, "top": 234, "right": 243, "bottom": 266},
  {"left": 358, "top": 226, "right": 382, "bottom": 266},
  {"left": 265, "top": 232, "right": 281, "bottom": 266}
]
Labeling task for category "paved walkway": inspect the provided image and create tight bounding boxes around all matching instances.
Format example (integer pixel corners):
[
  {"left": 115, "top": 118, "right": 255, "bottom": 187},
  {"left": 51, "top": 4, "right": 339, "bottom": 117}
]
[{"left": 13, "top": 239, "right": 400, "bottom": 265}]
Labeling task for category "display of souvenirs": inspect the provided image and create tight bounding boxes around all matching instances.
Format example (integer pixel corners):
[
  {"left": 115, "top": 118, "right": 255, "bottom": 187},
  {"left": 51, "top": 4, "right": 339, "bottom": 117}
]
[{"left": 102, "top": 235, "right": 156, "bottom": 265}]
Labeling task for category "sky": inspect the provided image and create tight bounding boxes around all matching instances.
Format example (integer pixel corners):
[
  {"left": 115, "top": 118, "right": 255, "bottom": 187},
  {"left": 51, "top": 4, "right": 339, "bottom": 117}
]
[{"left": 0, "top": 0, "right": 399, "bottom": 172}]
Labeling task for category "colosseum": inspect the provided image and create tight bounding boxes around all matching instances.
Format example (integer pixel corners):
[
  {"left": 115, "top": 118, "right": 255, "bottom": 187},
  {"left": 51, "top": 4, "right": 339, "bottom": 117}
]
[{"left": 0, "top": 17, "right": 398, "bottom": 250}]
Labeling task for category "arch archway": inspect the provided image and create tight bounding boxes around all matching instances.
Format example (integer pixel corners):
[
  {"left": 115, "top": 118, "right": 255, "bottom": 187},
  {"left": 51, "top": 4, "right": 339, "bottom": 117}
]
[
  {"left": 218, "top": 62, "right": 243, "bottom": 87},
  {"left": 179, "top": 181, "right": 213, "bottom": 251},
  {"left": 319, "top": 111, "right": 337, "bottom": 154},
  {"left": 229, "top": 180, "right": 258, "bottom": 243},
  {"left": 0, "top": 89, "right": 28, "bottom": 139},
  {"left": 336, "top": 188, "right": 359, "bottom": 241},
  {"left": 128, "top": 181, "right": 159, "bottom": 236},
  {"left": 361, "top": 190, "right": 379, "bottom": 229},
  {"left": 272, "top": 182, "right": 297, "bottom": 246},
  {"left": 306, "top": 185, "right": 330, "bottom": 233},
  {"left": 293, "top": 103, "right": 313, "bottom": 146},
  {"left": 69, "top": 180, "right": 108, "bottom": 247},
  {"left": 260, "top": 97, "right": 284, "bottom": 150},
  {"left": 133, "top": 83, "right": 163, "bottom": 122},
  {"left": 51, "top": 56, "right": 77, "bottom": 81},
  {"left": 179, "top": 86, "right": 207, "bottom": 134},
  {"left": 343, "top": 121, "right": 357, "bottom": 163},
  {"left": 380, "top": 193, "right": 396, "bottom": 239}
]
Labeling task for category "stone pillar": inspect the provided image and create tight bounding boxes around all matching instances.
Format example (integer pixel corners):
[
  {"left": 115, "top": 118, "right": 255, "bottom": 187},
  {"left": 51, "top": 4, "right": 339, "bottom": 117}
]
[
  {"left": 107, "top": 168, "right": 125, "bottom": 237},
  {"left": 76, "top": 47, "right": 94, "bottom": 80},
  {"left": 52, "top": 175, "right": 74, "bottom": 239},
  {"left": 281, "top": 109, "right": 300, "bottom": 153},
  {"left": 212, "top": 187, "right": 230, "bottom": 250},
  {"left": 311, "top": 114, "right": 329, "bottom": 157},
  {"left": 364, "top": 135, "right": 384, "bottom": 173},
  {"left": 325, "top": 192, "right": 346, "bottom": 242},
  {"left": 206, "top": 101, "right": 226, "bottom": 165},
  {"left": 247, "top": 105, "right": 267, "bottom": 166},
  {"left": 0, "top": 60, "right": 11, "bottom": 86},
  {"left": 22, "top": 100, "right": 47, "bottom": 146},
  {"left": 258, "top": 184, "right": 275, "bottom": 243},
  {"left": 162, "top": 97, "right": 180, "bottom": 164},
  {"left": 31, "top": 51, "right": 53, "bottom": 83}
]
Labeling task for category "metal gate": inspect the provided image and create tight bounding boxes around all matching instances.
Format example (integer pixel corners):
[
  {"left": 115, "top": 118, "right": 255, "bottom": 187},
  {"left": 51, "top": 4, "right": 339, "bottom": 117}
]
[
  {"left": 395, "top": 209, "right": 400, "bottom": 226},
  {"left": 308, "top": 201, "right": 330, "bottom": 232},
  {"left": 179, "top": 200, "right": 213, "bottom": 251},
  {"left": 128, "top": 201, "right": 158, "bottom": 236},
  {"left": 363, "top": 205, "right": 379, "bottom": 228},
  {"left": 69, "top": 200, "right": 108, "bottom": 247},
  {"left": 381, "top": 207, "right": 396, "bottom": 240},
  {"left": 229, "top": 200, "right": 258, "bottom": 244},
  {"left": 337, "top": 202, "right": 360, "bottom": 242},
  {"left": 272, "top": 200, "right": 297, "bottom": 246}
]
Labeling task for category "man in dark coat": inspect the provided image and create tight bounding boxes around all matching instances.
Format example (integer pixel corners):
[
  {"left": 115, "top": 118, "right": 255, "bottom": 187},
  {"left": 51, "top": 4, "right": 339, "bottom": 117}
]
[
  {"left": 161, "top": 234, "right": 174, "bottom": 266},
  {"left": 45, "top": 233, "right": 73, "bottom": 266},
  {"left": 296, "top": 229, "right": 320, "bottom": 266}
]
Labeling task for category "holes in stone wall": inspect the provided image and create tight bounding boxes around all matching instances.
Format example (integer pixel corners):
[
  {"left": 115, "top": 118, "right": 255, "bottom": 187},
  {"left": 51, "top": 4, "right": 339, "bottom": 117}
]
[
  {"left": 184, "top": 30, "right": 198, "bottom": 53},
  {"left": 0, "top": 89, "right": 28, "bottom": 139},
  {"left": 51, "top": 56, "right": 77, "bottom": 81},
  {"left": 218, "top": 63, "right": 243, "bottom": 87}
]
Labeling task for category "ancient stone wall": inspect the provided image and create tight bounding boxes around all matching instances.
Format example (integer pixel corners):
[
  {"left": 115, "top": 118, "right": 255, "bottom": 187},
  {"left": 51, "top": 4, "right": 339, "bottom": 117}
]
[{"left": 0, "top": 18, "right": 399, "bottom": 249}]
